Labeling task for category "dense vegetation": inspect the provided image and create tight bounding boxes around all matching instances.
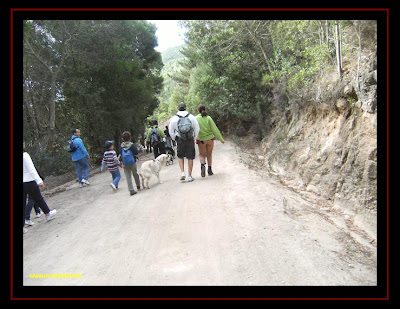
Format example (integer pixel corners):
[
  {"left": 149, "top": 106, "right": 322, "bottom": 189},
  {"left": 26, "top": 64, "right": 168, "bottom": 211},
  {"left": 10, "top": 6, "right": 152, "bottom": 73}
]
[
  {"left": 23, "top": 19, "right": 376, "bottom": 177},
  {"left": 154, "top": 20, "right": 376, "bottom": 136},
  {"left": 23, "top": 20, "right": 163, "bottom": 174}
]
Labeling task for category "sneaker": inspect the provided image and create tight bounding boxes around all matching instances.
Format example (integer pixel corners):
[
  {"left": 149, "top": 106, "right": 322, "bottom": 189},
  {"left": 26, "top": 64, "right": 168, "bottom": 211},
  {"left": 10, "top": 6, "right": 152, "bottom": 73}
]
[
  {"left": 82, "top": 179, "right": 90, "bottom": 185},
  {"left": 110, "top": 183, "right": 117, "bottom": 191},
  {"left": 46, "top": 209, "right": 57, "bottom": 222},
  {"left": 36, "top": 210, "right": 43, "bottom": 218},
  {"left": 180, "top": 173, "right": 186, "bottom": 181},
  {"left": 187, "top": 175, "right": 194, "bottom": 182},
  {"left": 25, "top": 219, "right": 34, "bottom": 226},
  {"left": 201, "top": 164, "right": 206, "bottom": 177},
  {"left": 79, "top": 182, "right": 83, "bottom": 188},
  {"left": 137, "top": 186, "right": 141, "bottom": 190},
  {"left": 130, "top": 190, "right": 137, "bottom": 196},
  {"left": 208, "top": 166, "right": 214, "bottom": 176},
  {"left": 23, "top": 227, "right": 28, "bottom": 234}
]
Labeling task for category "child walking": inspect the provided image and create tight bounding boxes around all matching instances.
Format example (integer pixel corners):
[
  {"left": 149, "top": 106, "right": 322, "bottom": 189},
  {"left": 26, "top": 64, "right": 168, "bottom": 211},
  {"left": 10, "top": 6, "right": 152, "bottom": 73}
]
[
  {"left": 101, "top": 140, "right": 121, "bottom": 192},
  {"left": 120, "top": 131, "right": 141, "bottom": 196}
]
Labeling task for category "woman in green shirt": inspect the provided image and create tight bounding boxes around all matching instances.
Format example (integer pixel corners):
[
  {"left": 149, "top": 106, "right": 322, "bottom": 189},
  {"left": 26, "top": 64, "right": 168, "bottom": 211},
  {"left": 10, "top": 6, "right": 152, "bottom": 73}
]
[{"left": 195, "top": 104, "right": 225, "bottom": 177}]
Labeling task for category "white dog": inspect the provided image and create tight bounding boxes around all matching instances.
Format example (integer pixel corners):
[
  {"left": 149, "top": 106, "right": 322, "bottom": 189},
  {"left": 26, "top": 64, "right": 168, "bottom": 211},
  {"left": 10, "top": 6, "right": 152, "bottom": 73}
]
[{"left": 139, "top": 154, "right": 168, "bottom": 189}]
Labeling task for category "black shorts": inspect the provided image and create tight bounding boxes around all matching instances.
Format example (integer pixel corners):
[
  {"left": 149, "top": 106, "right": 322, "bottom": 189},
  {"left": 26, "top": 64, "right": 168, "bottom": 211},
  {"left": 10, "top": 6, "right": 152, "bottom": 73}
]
[{"left": 177, "top": 137, "right": 195, "bottom": 160}]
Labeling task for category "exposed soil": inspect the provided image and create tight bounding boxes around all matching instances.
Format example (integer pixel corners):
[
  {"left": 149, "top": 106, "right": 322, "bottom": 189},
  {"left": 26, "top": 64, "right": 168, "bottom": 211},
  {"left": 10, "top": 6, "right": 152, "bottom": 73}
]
[{"left": 23, "top": 140, "right": 376, "bottom": 286}]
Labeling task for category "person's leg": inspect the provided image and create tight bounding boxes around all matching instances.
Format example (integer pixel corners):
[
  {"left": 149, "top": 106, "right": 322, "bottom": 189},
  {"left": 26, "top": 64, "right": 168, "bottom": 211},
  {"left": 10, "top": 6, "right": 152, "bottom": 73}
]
[
  {"left": 25, "top": 199, "right": 35, "bottom": 220},
  {"left": 123, "top": 165, "right": 134, "bottom": 192},
  {"left": 179, "top": 158, "right": 185, "bottom": 173},
  {"left": 159, "top": 142, "right": 166, "bottom": 155},
  {"left": 25, "top": 181, "right": 51, "bottom": 214},
  {"left": 23, "top": 185, "right": 28, "bottom": 227},
  {"left": 205, "top": 140, "right": 214, "bottom": 167},
  {"left": 111, "top": 170, "right": 121, "bottom": 188},
  {"left": 33, "top": 200, "right": 41, "bottom": 216},
  {"left": 198, "top": 141, "right": 207, "bottom": 177},
  {"left": 198, "top": 141, "right": 207, "bottom": 165},
  {"left": 153, "top": 146, "right": 159, "bottom": 159},
  {"left": 82, "top": 157, "right": 89, "bottom": 182},
  {"left": 74, "top": 160, "right": 83, "bottom": 183},
  {"left": 187, "top": 139, "right": 196, "bottom": 181},
  {"left": 131, "top": 163, "right": 141, "bottom": 189},
  {"left": 177, "top": 139, "right": 186, "bottom": 180},
  {"left": 188, "top": 159, "right": 194, "bottom": 177},
  {"left": 114, "top": 169, "right": 121, "bottom": 188}
]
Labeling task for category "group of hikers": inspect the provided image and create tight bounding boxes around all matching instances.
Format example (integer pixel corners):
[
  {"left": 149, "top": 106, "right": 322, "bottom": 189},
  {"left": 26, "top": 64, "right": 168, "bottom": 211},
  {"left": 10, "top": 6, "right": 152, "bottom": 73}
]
[{"left": 22, "top": 102, "right": 224, "bottom": 234}]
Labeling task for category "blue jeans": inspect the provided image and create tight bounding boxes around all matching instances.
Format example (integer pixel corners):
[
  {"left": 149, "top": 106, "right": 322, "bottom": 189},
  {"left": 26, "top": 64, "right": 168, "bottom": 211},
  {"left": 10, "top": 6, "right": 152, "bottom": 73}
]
[
  {"left": 110, "top": 169, "right": 121, "bottom": 188},
  {"left": 25, "top": 198, "right": 41, "bottom": 220},
  {"left": 74, "top": 157, "right": 89, "bottom": 183}
]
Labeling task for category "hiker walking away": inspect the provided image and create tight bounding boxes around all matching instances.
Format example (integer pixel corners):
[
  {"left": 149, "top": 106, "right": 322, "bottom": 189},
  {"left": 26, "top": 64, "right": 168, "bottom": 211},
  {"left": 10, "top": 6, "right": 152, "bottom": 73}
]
[
  {"left": 164, "top": 125, "right": 175, "bottom": 158},
  {"left": 146, "top": 120, "right": 166, "bottom": 159},
  {"left": 169, "top": 102, "right": 200, "bottom": 182},
  {"left": 69, "top": 129, "right": 90, "bottom": 188},
  {"left": 120, "top": 131, "right": 141, "bottom": 196},
  {"left": 101, "top": 140, "right": 122, "bottom": 192},
  {"left": 145, "top": 128, "right": 152, "bottom": 154},
  {"left": 23, "top": 141, "right": 56, "bottom": 233},
  {"left": 196, "top": 104, "right": 225, "bottom": 177}
]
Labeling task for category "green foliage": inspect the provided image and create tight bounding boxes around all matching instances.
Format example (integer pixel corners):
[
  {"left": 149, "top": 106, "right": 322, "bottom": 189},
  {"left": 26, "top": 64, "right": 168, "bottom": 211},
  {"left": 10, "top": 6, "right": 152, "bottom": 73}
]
[
  {"left": 23, "top": 18, "right": 377, "bottom": 176},
  {"left": 23, "top": 20, "right": 163, "bottom": 174},
  {"left": 161, "top": 45, "right": 185, "bottom": 64},
  {"left": 151, "top": 19, "right": 376, "bottom": 140}
]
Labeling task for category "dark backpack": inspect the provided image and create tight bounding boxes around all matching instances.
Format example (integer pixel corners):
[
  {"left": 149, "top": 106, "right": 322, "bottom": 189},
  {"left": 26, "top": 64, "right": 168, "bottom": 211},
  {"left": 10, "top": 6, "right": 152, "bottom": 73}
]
[
  {"left": 150, "top": 127, "right": 161, "bottom": 146},
  {"left": 121, "top": 147, "right": 135, "bottom": 166},
  {"left": 177, "top": 114, "right": 193, "bottom": 140},
  {"left": 66, "top": 138, "right": 77, "bottom": 152}
]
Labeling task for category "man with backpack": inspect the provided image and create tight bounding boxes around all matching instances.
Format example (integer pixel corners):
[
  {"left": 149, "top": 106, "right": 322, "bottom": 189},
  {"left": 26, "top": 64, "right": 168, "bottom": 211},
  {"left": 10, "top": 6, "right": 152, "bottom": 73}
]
[
  {"left": 146, "top": 120, "right": 166, "bottom": 159},
  {"left": 169, "top": 102, "right": 200, "bottom": 182},
  {"left": 68, "top": 129, "right": 90, "bottom": 188}
]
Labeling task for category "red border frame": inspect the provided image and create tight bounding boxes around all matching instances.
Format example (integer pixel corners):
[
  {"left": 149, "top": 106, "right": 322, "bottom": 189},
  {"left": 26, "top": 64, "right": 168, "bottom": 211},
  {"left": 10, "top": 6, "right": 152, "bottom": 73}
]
[{"left": 11, "top": 7, "right": 389, "bottom": 301}]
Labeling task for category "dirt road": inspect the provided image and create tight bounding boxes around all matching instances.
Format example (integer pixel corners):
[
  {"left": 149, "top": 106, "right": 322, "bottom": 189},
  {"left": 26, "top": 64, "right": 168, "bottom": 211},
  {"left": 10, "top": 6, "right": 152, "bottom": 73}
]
[{"left": 23, "top": 141, "right": 376, "bottom": 286}]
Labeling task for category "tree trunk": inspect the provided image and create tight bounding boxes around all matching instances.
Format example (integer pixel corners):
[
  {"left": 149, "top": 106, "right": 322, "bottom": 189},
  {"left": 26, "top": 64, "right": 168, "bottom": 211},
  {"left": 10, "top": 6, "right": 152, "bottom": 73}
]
[
  {"left": 46, "top": 74, "right": 57, "bottom": 151},
  {"left": 354, "top": 22, "right": 362, "bottom": 92},
  {"left": 325, "top": 20, "right": 330, "bottom": 45},
  {"left": 335, "top": 22, "right": 342, "bottom": 79}
]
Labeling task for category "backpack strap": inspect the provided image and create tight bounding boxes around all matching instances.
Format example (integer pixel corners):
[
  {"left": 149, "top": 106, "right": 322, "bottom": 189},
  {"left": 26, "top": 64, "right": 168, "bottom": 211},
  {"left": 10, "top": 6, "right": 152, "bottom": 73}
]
[{"left": 176, "top": 113, "right": 190, "bottom": 118}]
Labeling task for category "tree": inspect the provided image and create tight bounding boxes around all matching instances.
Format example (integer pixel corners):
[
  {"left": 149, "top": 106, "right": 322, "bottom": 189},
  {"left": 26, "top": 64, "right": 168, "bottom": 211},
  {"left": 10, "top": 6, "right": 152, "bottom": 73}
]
[
  {"left": 335, "top": 21, "right": 342, "bottom": 79},
  {"left": 24, "top": 20, "right": 79, "bottom": 151},
  {"left": 23, "top": 20, "right": 163, "bottom": 175}
]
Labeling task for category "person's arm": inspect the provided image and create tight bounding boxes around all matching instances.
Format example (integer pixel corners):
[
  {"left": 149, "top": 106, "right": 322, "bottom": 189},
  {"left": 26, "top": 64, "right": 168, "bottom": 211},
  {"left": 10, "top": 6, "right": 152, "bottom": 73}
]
[
  {"left": 209, "top": 117, "right": 225, "bottom": 143},
  {"left": 112, "top": 150, "right": 120, "bottom": 166},
  {"left": 75, "top": 138, "right": 90, "bottom": 157},
  {"left": 169, "top": 117, "right": 178, "bottom": 141},
  {"left": 130, "top": 143, "right": 139, "bottom": 156},
  {"left": 191, "top": 115, "right": 200, "bottom": 140},
  {"left": 23, "top": 152, "right": 43, "bottom": 185},
  {"left": 101, "top": 156, "right": 106, "bottom": 172}
]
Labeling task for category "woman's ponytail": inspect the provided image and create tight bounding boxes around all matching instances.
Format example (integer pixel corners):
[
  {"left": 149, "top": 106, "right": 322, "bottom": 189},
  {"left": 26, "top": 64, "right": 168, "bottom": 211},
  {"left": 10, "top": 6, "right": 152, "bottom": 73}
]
[{"left": 198, "top": 104, "right": 207, "bottom": 117}]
